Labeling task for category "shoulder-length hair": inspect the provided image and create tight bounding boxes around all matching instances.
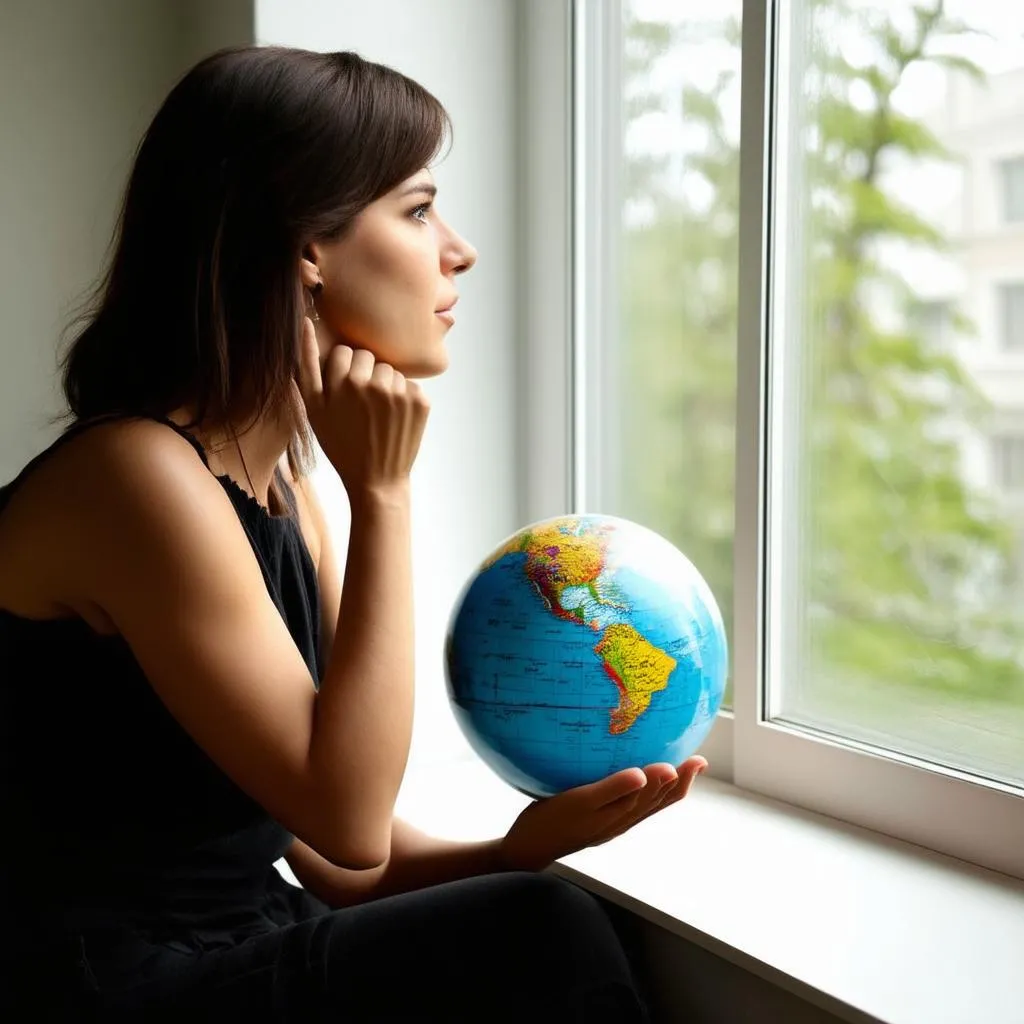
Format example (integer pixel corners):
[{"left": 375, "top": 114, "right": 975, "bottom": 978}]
[{"left": 60, "top": 45, "right": 450, "bottom": 479}]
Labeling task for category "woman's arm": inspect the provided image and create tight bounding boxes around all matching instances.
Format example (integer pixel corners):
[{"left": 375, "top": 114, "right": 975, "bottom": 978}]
[
  {"left": 285, "top": 819, "right": 506, "bottom": 908},
  {"left": 288, "top": 478, "right": 507, "bottom": 908},
  {"left": 65, "top": 421, "right": 411, "bottom": 870}
]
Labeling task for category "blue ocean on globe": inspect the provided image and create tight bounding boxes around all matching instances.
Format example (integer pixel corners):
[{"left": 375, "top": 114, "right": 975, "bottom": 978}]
[{"left": 444, "top": 514, "right": 728, "bottom": 798}]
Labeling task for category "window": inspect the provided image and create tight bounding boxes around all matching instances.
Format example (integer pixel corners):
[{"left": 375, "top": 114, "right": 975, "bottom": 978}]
[
  {"left": 999, "top": 282, "right": 1024, "bottom": 350},
  {"left": 912, "top": 299, "right": 951, "bottom": 348},
  {"left": 992, "top": 434, "right": 1024, "bottom": 492},
  {"left": 762, "top": 0, "right": 1024, "bottom": 795},
  {"left": 999, "top": 156, "right": 1024, "bottom": 224},
  {"left": 575, "top": 0, "right": 741, "bottom": 712},
  {"left": 565, "top": 0, "right": 1024, "bottom": 880}
]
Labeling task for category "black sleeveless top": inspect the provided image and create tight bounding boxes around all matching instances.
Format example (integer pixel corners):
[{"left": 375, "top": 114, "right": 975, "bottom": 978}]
[{"left": 0, "top": 416, "right": 324, "bottom": 968}]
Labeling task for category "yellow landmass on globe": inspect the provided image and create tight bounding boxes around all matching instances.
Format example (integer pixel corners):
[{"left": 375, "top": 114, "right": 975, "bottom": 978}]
[
  {"left": 595, "top": 623, "right": 676, "bottom": 734},
  {"left": 484, "top": 519, "right": 607, "bottom": 582},
  {"left": 483, "top": 518, "right": 620, "bottom": 626}
]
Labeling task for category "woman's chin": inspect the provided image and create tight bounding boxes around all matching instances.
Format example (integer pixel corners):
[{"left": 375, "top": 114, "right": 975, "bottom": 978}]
[
  {"left": 401, "top": 347, "right": 450, "bottom": 380},
  {"left": 318, "top": 330, "right": 449, "bottom": 379}
]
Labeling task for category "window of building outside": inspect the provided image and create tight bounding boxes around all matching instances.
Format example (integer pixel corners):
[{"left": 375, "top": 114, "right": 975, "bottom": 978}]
[
  {"left": 999, "top": 281, "right": 1024, "bottom": 349},
  {"left": 583, "top": 0, "right": 1024, "bottom": 875},
  {"left": 1000, "top": 155, "right": 1024, "bottom": 223},
  {"left": 913, "top": 298, "right": 951, "bottom": 348},
  {"left": 992, "top": 434, "right": 1024, "bottom": 492}
]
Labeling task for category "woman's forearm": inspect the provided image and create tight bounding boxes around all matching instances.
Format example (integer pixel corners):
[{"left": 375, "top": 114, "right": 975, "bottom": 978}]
[
  {"left": 308, "top": 488, "right": 416, "bottom": 867},
  {"left": 374, "top": 818, "right": 507, "bottom": 899},
  {"left": 289, "top": 818, "right": 511, "bottom": 909}
]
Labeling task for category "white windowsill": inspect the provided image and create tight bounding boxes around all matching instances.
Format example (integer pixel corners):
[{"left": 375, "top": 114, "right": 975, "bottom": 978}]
[{"left": 393, "top": 755, "right": 1024, "bottom": 1024}]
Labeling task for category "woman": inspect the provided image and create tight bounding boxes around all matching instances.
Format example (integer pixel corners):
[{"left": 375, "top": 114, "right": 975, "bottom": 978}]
[{"left": 0, "top": 46, "right": 705, "bottom": 1021}]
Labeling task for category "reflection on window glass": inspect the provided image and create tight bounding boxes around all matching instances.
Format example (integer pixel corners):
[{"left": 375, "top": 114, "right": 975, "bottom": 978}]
[
  {"left": 603, "top": 0, "right": 742, "bottom": 705},
  {"left": 773, "top": 0, "right": 1024, "bottom": 788}
]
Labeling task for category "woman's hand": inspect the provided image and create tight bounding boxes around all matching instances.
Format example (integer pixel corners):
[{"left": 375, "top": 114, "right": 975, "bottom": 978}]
[
  {"left": 498, "top": 757, "right": 708, "bottom": 873},
  {"left": 295, "top": 316, "right": 430, "bottom": 501}
]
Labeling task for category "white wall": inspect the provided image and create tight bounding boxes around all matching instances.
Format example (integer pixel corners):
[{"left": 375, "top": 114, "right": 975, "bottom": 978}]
[
  {"left": 179, "top": 0, "right": 254, "bottom": 69},
  {"left": 0, "top": 0, "right": 186, "bottom": 477},
  {"left": 256, "top": 0, "right": 522, "bottom": 767},
  {"left": 0, "top": 0, "right": 254, "bottom": 480},
  {"left": 0, "top": 0, "right": 521, "bottom": 768}
]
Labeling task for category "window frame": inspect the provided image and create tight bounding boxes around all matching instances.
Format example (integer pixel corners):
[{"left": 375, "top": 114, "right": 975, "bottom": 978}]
[
  {"left": 525, "top": 0, "right": 1024, "bottom": 880},
  {"left": 734, "top": 0, "right": 1024, "bottom": 881}
]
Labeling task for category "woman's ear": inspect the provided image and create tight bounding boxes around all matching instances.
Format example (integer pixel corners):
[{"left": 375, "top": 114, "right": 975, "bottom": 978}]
[{"left": 299, "top": 243, "right": 323, "bottom": 290}]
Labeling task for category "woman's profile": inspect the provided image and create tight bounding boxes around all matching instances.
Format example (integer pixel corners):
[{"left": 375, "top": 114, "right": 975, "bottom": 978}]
[{"left": 0, "top": 45, "right": 705, "bottom": 1021}]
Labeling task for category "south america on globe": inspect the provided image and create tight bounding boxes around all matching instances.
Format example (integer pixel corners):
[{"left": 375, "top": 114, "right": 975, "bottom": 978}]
[{"left": 444, "top": 514, "right": 728, "bottom": 798}]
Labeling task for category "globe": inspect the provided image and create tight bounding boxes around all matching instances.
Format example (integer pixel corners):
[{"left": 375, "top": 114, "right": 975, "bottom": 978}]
[{"left": 444, "top": 514, "right": 728, "bottom": 799}]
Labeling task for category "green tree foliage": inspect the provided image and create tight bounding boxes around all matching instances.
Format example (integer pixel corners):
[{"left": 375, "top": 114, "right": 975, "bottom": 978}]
[
  {"left": 619, "top": 1, "right": 1022, "bottom": 703},
  {"left": 619, "top": 15, "right": 741, "bottom": 665}
]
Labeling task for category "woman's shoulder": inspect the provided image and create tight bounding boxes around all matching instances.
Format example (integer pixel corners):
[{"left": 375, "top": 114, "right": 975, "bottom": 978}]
[
  {"left": 13, "top": 416, "right": 206, "bottom": 490},
  {"left": 5, "top": 416, "right": 215, "bottom": 537},
  {"left": 65, "top": 414, "right": 207, "bottom": 476},
  {"left": 0, "top": 417, "right": 231, "bottom": 622}
]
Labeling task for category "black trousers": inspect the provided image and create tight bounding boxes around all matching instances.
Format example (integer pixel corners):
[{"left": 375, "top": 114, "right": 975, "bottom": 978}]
[{"left": 51, "top": 872, "right": 649, "bottom": 1022}]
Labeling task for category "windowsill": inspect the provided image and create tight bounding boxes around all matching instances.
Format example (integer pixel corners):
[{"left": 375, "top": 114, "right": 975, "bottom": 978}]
[{"left": 394, "top": 755, "right": 1024, "bottom": 1024}]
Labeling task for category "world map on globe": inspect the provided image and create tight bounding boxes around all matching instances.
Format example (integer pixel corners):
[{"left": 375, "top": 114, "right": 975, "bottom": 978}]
[{"left": 444, "top": 514, "right": 728, "bottom": 798}]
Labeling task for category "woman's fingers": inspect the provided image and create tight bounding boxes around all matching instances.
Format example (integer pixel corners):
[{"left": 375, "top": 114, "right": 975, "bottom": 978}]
[
  {"left": 346, "top": 347, "right": 377, "bottom": 387},
  {"left": 591, "top": 758, "right": 708, "bottom": 843},
  {"left": 318, "top": 343, "right": 352, "bottom": 396},
  {"left": 576, "top": 767, "right": 649, "bottom": 810},
  {"left": 599, "top": 767, "right": 674, "bottom": 818},
  {"left": 295, "top": 316, "right": 323, "bottom": 404},
  {"left": 586, "top": 765, "right": 674, "bottom": 834},
  {"left": 635, "top": 758, "right": 707, "bottom": 825}
]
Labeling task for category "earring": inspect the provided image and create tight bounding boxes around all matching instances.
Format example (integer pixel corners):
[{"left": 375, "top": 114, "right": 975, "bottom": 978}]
[{"left": 307, "top": 282, "right": 322, "bottom": 323}]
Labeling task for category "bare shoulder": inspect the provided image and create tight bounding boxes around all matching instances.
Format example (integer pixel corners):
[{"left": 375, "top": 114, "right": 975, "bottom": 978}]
[
  {"left": 7, "top": 417, "right": 215, "bottom": 517},
  {"left": 64, "top": 416, "right": 219, "bottom": 508},
  {"left": 0, "top": 418, "right": 225, "bottom": 622}
]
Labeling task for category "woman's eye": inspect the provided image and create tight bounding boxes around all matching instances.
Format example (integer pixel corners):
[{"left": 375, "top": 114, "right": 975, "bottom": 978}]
[{"left": 411, "top": 202, "right": 433, "bottom": 224}]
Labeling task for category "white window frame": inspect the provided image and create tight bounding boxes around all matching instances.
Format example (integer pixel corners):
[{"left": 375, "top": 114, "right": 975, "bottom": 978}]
[{"left": 522, "top": 0, "right": 1024, "bottom": 881}]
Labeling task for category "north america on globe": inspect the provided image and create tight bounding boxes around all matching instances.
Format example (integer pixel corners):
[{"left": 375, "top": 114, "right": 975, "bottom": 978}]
[{"left": 486, "top": 518, "right": 676, "bottom": 735}]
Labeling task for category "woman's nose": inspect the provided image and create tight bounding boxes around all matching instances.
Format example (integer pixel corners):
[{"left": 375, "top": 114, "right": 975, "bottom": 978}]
[
  {"left": 444, "top": 227, "right": 477, "bottom": 275},
  {"left": 454, "top": 239, "right": 477, "bottom": 275}
]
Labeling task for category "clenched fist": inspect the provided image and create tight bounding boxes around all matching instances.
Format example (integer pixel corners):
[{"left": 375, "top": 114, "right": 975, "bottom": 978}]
[{"left": 295, "top": 316, "right": 430, "bottom": 501}]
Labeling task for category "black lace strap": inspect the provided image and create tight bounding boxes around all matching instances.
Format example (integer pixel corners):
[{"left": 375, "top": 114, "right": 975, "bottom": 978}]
[{"left": 142, "top": 414, "right": 210, "bottom": 468}]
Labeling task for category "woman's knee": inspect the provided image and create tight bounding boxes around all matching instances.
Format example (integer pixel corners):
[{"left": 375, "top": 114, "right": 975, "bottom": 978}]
[
  {"left": 493, "top": 871, "right": 608, "bottom": 930},
  {"left": 485, "top": 872, "right": 631, "bottom": 967},
  {"left": 485, "top": 872, "right": 648, "bottom": 1021}
]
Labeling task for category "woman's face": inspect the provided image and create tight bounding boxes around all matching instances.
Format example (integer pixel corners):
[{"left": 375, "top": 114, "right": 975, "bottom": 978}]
[{"left": 301, "top": 170, "right": 477, "bottom": 378}]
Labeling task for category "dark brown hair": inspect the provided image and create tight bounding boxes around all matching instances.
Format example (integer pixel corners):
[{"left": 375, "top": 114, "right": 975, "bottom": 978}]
[{"left": 60, "top": 45, "right": 450, "bottom": 478}]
